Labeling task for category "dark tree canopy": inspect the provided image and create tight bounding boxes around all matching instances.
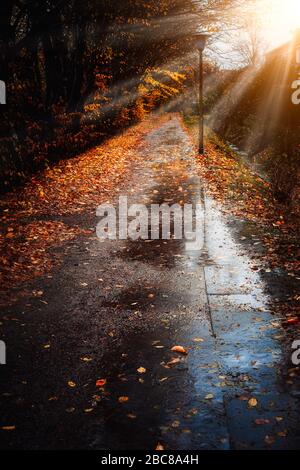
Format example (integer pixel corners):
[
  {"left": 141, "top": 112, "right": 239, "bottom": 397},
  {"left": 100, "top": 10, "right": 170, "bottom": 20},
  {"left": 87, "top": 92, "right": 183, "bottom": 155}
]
[{"left": 0, "top": 0, "right": 241, "bottom": 190}]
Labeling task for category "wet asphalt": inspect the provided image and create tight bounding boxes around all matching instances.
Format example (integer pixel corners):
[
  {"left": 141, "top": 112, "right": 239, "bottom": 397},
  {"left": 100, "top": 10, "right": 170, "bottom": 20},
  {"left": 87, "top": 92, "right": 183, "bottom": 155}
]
[{"left": 0, "top": 116, "right": 300, "bottom": 450}]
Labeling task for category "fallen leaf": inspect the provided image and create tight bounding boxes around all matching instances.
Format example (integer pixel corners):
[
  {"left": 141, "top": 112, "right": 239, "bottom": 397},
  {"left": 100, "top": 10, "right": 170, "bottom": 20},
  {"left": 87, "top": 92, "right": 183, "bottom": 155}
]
[
  {"left": 286, "top": 317, "right": 299, "bottom": 325},
  {"left": 193, "top": 338, "right": 204, "bottom": 343},
  {"left": 254, "top": 419, "right": 270, "bottom": 425},
  {"left": 81, "top": 356, "right": 93, "bottom": 362},
  {"left": 137, "top": 367, "right": 146, "bottom": 374},
  {"left": 205, "top": 393, "right": 214, "bottom": 400},
  {"left": 96, "top": 379, "right": 106, "bottom": 387},
  {"left": 171, "top": 420, "right": 180, "bottom": 428},
  {"left": 171, "top": 345, "right": 188, "bottom": 355},
  {"left": 159, "top": 377, "right": 169, "bottom": 383},
  {"left": 68, "top": 381, "right": 76, "bottom": 388},
  {"left": 118, "top": 396, "right": 129, "bottom": 403},
  {"left": 275, "top": 416, "right": 284, "bottom": 422},
  {"left": 155, "top": 442, "right": 165, "bottom": 450},
  {"left": 248, "top": 397, "right": 258, "bottom": 408}
]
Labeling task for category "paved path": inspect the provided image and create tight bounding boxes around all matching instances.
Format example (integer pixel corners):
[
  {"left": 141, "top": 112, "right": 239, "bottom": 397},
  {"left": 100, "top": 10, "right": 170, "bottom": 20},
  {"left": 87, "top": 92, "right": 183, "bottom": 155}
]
[{"left": 1, "top": 116, "right": 299, "bottom": 449}]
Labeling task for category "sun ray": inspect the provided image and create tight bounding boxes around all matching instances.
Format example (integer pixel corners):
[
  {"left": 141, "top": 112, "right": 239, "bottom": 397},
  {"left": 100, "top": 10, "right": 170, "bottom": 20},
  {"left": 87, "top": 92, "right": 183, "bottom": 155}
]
[{"left": 209, "top": 65, "right": 260, "bottom": 131}]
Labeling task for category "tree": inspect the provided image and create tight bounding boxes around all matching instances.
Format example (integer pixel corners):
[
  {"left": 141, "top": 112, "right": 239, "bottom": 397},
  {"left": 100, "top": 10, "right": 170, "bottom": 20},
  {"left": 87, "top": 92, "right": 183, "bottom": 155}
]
[{"left": 0, "top": 0, "right": 241, "bottom": 191}]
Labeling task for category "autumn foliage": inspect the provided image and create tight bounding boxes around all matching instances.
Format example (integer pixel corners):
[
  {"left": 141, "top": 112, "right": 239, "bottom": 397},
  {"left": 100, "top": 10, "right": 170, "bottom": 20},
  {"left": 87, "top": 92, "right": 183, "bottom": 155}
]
[{"left": 0, "top": 0, "right": 197, "bottom": 191}]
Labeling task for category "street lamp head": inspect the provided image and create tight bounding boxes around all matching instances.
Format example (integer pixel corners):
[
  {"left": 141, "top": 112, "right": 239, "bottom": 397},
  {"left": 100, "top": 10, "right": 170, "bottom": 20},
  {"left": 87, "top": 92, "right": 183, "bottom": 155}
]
[{"left": 194, "top": 32, "right": 209, "bottom": 51}]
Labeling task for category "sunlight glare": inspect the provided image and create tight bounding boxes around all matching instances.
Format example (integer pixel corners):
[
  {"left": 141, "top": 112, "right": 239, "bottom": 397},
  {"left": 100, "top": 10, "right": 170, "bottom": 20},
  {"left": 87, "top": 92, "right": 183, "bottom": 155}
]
[{"left": 262, "top": 0, "right": 300, "bottom": 47}]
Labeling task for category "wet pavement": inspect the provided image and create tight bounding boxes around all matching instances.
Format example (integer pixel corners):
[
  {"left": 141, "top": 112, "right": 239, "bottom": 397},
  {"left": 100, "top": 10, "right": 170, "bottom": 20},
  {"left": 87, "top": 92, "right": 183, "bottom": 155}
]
[{"left": 0, "top": 116, "right": 300, "bottom": 450}]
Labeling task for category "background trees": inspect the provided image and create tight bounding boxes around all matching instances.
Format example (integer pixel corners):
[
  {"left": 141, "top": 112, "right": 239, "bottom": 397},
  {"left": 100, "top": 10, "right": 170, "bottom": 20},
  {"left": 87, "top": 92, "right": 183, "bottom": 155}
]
[
  {"left": 0, "top": 0, "right": 242, "bottom": 191},
  {"left": 0, "top": 0, "right": 194, "bottom": 190}
]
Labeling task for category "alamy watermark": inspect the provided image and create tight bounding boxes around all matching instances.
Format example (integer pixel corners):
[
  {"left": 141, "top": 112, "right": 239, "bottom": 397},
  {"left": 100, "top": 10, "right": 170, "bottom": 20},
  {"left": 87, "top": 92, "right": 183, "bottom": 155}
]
[
  {"left": 291, "top": 340, "right": 300, "bottom": 365},
  {"left": 291, "top": 79, "right": 300, "bottom": 105},
  {"left": 96, "top": 196, "right": 204, "bottom": 251},
  {"left": 0, "top": 80, "right": 6, "bottom": 104}
]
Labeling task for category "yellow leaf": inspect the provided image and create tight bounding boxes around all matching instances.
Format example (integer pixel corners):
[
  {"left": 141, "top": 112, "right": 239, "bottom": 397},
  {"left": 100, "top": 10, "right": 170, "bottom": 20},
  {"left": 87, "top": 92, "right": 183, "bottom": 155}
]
[
  {"left": 159, "top": 377, "right": 169, "bottom": 383},
  {"left": 81, "top": 356, "right": 92, "bottom": 362},
  {"left": 248, "top": 397, "right": 258, "bottom": 408},
  {"left": 205, "top": 393, "right": 214, "bottom": 400}
]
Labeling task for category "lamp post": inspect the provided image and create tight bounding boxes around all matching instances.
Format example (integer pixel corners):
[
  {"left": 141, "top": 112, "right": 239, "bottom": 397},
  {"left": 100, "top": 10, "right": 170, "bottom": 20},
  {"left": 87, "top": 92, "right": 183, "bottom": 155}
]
[{"left": 194, "top": 33, "right": 208, "bottom": 154}]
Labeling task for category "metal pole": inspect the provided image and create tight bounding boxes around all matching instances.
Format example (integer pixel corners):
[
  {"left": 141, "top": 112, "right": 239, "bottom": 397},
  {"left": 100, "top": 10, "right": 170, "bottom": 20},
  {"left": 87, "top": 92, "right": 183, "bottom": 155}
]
[{"left": 199, "top": 49, "right": 204, "bottom": 154}]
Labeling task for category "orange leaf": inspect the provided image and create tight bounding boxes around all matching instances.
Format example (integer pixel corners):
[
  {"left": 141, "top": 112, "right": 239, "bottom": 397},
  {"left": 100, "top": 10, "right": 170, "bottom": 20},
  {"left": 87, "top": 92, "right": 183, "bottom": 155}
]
[
  {"left": 118, "top": 396, "right": 129, "bottom": 403},
  {"left": 171, "top": 345, "right": 188, "bottom": 355},
  {"left": 96, "top": 379, "right": 107, "bottom": 387},
  {"left": 155, "top": 442, "right": 165, "bottom": 450}
]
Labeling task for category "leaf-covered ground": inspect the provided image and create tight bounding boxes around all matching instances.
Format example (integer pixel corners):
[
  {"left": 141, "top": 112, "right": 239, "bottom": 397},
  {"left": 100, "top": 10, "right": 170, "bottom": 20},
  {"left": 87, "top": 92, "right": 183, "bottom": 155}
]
[{"left": 0, "top": 117, "right": 166, "bottom": 302}]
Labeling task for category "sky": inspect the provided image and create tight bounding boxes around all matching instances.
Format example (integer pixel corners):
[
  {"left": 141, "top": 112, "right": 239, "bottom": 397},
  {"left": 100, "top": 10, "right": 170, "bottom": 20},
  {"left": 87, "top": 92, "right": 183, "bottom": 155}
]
[
  {"left": 261, "top": 0, "right": 300, "bottom": 49},
  {"left": 209, "top": 0, "right": 300, "bottom": 68}
]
